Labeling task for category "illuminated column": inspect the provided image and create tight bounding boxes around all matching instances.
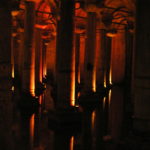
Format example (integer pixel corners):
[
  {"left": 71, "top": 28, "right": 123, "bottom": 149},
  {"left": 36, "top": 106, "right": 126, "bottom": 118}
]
[
  {"left": 35, "top": 28, "right": 43, "bottom": 92},
  {"left": 84, "top": 12, "right": 97, "bottom": 93},
  {"left": 104, "top": 36, "right": 112, "bottom": 87},
  {"left": 56, "top": 0, "right": 75, "bottom": 108},
  {"left": 96, "top": 29, "right": 106, "bottom": 90},
  {"left": 133, "top": 0, "right": 150, "bottom": 132},
  {"left": 80, "top": 34, "right": 86, "bottom": 84},
  {"left": 18, "top": 29, "right": 24, "bottom": 80},
  {"left": 75, "top": 34, "right": 80, "bottom": 98},
  {"left": 22, "top": 1, "right": 36, "bottom": 96},
  {"left": 111, "top": 31, "right": 126, "bottom": 84},
  {"left": 42, "top": 39, "right": 47, "bottom": 79},
  {"left": 0, "top": 1, "right": 13, "bottom": 149}
]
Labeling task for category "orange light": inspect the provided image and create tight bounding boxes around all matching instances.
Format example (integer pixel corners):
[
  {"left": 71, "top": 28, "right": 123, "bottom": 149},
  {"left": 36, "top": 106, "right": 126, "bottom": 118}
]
[
  {"left": 12, "top": 66, "right": 14, "bottom": 78},
  {"left": 108, "top": 89, "right": 112, "bottom": 107},
  {"left": 39, "top": 95, "right": 42, "bottom": 105},
  {"left": 106, "top": 32, "right": 117, "bottom": 38},
  {"left": 75, "top": 2, "right": 80, "bottom": 9},
  {"left": 91, "top": 110, "right": 96, "bottom": 129},
  {"left": 70, "top": 136, "right": 74, "bottom": 150},
  {"left": 77, "top": 68, "right": 80, "bottom": 84},
  {"left": 77, "top": 92, "right": 81, "bottom": 98},
  {"left": 104, "top": 74, "right": 106, "bottom": 88},
  {"left": 30, "top": 64, "right": 35, "bottom": 96},
  {"left": 109, "top": 67, "right": 112, "bottom": 85},
  {"left": 70, "top": 47, "right": 75, "bottom": 106},
  {"left": 30, "top": 114, "right": 35, "bottom": 147},
  {"left": 92, "top": 69, "right": 96, "bottom": 92},
  {"left": 35, "top": 24, "right": 48, "bottom": 30},
  {"left": 103, "top": 97, "right": 106, "bottom": 109}
]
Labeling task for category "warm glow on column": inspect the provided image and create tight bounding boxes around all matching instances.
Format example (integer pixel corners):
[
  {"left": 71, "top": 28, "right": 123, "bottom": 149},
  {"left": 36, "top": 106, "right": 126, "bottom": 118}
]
[
  {"left": 11, "top": 36, "right": 15, "bottom": 78},
  {"left": 12, "top": 65, "right": 15, "bottom": 78},
  {"left": 30, "top": 114, "right": 35, "bottom": 148},
  {"left": 109, "top": 67, "right": 112, "bottom": 85},
  {"left": 77, "top": 71, "right": 80, "bottom": 84},
  {"left": 30, "top": 60, "right": 35, "bottom": 96},
  {"left": 70, "top": 73, "right": 75, "bottom": 106},
  {"left": 70, "top": 46, "right": 75, "bottom": 106},
  {"left": 92, "top": 69, "right": 96, "bottom": 92},
  {"left": 103, "top": 96, "right": 106, "bottom": 109},
  {"left": 43, "top": 42, "right": 48, "bottom": 77},
  {"left": 104, "top": 74, "right": 107, "bottom": 88},
  {"left": 70, "top": 136, "right": 74, "bottom": 150}
]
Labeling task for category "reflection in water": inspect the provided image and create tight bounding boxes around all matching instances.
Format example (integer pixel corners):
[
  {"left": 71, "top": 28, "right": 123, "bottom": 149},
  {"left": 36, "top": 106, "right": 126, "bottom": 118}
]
[
  {"left": 70, "top": 136, "right": 74, "bottom": 150},
  {"left": 30, "top": 114, "right": 35, "bottom": 149},
  {"left": 8, "top": 86, "right": 135, "bottom": 150},
  {"left": 91, "top": 110, "right": 96, "bottom": 130},
  {"left": 108, "top": 89, "right": 112, "bottom": 107},
  {"left": 109, "top": 87, "right": 124, "bottom": 142},
  {"left": 54, "top": 133, "right": 74, "bottom": 150}
]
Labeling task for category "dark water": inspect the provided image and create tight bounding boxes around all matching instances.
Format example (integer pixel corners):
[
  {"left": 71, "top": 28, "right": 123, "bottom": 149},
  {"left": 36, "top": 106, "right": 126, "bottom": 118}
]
[{"left": 0, "top": 85, "right": 149, "bottom": 150}]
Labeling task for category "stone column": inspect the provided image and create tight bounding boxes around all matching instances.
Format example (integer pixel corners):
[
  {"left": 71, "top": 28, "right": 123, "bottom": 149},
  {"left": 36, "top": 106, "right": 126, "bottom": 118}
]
[
  {"left": 80, "top": 34, "right": 86, "bottom": 84},
  {"left": 111, "top": 31, "right": 126, "bottom": 84},
  {"left": 84, "top": 12, "right": 97, "bottom": 93},
  {"left": 18, "top": 29, "right": 24, "bottom": 82},
  {"left": 133, "top": 0, "right": 150, "bottom": 132},
  {"left": 42, "top": 39, "right": 47, "bottom": 79},
  {"left": 104, "top": 36, "right": 112, "bottom": 88},
  {"left": 96, "top": 29, "right": 106, "bottom": 90},
  {"left": 125, "top": 28, "right": 134, "bottom": 88},
  {"left": 75, "top": 34, "right": 80, "bottom": 98},
  {"left": 0, "top": 1, "right": 13, "bottom": 149},
  {"left": 56, "top": 0, "right": 75, "bottom": 108},
  {"left": 22, "top": 1, "right": 36, "bottom": 96},
  {"left": 35, "top": 28, "right": 43, "bottom": 93}
]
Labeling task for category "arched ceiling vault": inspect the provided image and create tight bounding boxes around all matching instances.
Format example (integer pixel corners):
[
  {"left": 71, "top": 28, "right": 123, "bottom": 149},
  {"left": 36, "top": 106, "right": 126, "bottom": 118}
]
[{"left": 12, "top": 0, "right": 136, "bottom": 37}]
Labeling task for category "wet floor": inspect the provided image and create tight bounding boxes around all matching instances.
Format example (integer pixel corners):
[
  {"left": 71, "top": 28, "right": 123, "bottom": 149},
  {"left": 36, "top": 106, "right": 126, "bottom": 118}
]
[{"left": 0, "top": 84, "right": 150, "bottom": 150}]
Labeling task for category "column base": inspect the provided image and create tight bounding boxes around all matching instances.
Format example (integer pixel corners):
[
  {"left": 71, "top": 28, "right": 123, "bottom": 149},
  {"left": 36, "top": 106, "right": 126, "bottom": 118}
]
[
  {"left": 48, "top": 106, "right": 82, "bottom": 132},
  {"left": 18, "top": 92, "right": 39, "bottom": 115}
]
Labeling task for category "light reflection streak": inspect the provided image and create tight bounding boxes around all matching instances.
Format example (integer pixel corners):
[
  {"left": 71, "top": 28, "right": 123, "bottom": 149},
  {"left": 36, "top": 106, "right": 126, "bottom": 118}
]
[
  {"left": 30, "top": 114, "right": 35, "bottom": 149},
  {"left": 70, "top": 136, "right": 74, "bottom": 150},
  {"left": 103, "top": 97, "right": 106, "bottom": 110},
  {"left": 108, "top": 89, "right": 112, "bottom": 107},
  {"left": 91, "top": 110, "right": 96, "bottom": 129},
  {"left": 92, "top": 69, "right": 96, "bottom": 92}
]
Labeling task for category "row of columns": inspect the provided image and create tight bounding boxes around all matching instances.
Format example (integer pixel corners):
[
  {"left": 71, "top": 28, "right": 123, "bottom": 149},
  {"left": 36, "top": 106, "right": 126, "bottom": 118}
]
[
  {"left": 12, "top": 0, "right": 123, "bottom": 109},
  {"left": 10, "top": 0, "right": 150, "bottom": 132},
  {"left": 12, "top": 1, "right": 48, "bottom": 97}
]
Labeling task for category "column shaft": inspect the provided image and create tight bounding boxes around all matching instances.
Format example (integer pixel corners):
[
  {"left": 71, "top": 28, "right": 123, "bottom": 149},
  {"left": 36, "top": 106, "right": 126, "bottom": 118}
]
[
  {"left": 56, "top": 0, "right": 75, "bottom": 108},
  {"left": 22, "top": 1, "right": 36, "bottom": 96},
  {"left": 75, "top": 34, "right": 80, "bottom": 84},
  {"left": 111, "top": 31, "right": 126, "bottom": 84},
  {"left": 96, "top": 30, "right": 106, "bottom": 89},
  {"left": 104, "top": 36, "right": 112, "bottom": 87},
  {"left": 35, "top": 28, "right": 43, "bottom": 89},
  {"left": 42, "top": 40, "right": 47, "bottom": 78},
  {"left": 84, "top": 12, "right": 97, "bottom": 92}
]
